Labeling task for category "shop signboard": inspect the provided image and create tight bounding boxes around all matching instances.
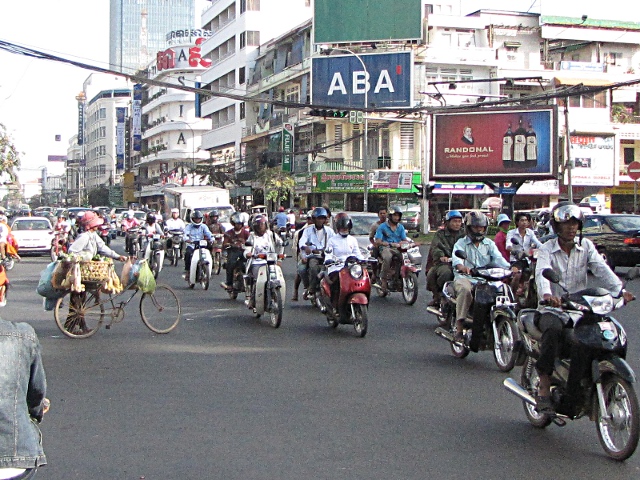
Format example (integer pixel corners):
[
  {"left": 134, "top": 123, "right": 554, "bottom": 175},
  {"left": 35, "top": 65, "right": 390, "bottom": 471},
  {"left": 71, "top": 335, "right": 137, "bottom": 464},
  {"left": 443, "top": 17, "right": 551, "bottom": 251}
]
[
  {"left": 432, "top": 106, "right": 557, "bottom": 180},
  {"left": 311, "top": 171, "right": 420, "bottom": 193},
  {"left": 282, "top": 123, "right": 294, "bottom": 172},
  {"left": 294, "top": 174, "right": 311, "bottom": 194},
  {"left": 564, "top": 134, "right": 616, "bottom": 186}
]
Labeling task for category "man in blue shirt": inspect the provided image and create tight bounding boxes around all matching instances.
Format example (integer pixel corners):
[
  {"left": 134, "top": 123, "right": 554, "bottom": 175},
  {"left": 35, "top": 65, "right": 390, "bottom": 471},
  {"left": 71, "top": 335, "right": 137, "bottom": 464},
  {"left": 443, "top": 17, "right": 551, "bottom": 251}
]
[
  {"left": 273, "top": 207, "right": 288, "bottom": 229},
  {"left": 374, "top": 206, "right": 407, "bottom": 292},
  {"left": 451, "top": 211, "right": 512, "bottom": 348},
  {"left": 183, "top": 211, "right": 213, "bottom": 279}
]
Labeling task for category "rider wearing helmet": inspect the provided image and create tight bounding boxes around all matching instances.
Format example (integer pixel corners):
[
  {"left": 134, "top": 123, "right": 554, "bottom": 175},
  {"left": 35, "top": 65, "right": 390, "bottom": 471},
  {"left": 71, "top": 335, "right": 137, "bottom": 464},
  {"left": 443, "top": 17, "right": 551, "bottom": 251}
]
[
  {"left": 290, "top": 210, "right": 315, "bottom": 301},
  {"left": 142, "top": 212, "right": 163, "bottom": 237},
  {"left": 451, "top": 211, "right": 512, "bottom": 348},
  {"left": 243, "top": 214, "right": 284, "bottom": 308},
  {"left": 324, "top": 212, "right": 364, "bottom": 310},
  {"left": 298, "top": 207, "right": 335, "bottom": 298},
  {"left": 207, "top": 209, "right": 225, "bottom": 235},
  {"left": 426, "top": 210, "right": 465, "bottom": 307},
  {"left": 221, "top": 212, "right": 250, "bottom": 291},
  {"left": 533, "top": 202, "right": 634, "bottom": 413},
  {"left": 374, "top": 206, "right": 407, "bottom": 292},
  {"left": 273, "top": 206, "right": 288, "bottom": 230},
  {"left": 183, "top": 210, "right": 213, "bottom": 278},
  {"left": 164, "top": 208, "right": 186, "bottom": 232}
]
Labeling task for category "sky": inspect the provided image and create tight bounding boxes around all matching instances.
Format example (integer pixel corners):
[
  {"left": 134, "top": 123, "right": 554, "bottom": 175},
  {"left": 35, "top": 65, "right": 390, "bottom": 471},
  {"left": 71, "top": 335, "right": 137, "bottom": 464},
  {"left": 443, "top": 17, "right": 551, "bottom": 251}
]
[{"left": 0, "top": 0, "right": 630, "bottom": 184}]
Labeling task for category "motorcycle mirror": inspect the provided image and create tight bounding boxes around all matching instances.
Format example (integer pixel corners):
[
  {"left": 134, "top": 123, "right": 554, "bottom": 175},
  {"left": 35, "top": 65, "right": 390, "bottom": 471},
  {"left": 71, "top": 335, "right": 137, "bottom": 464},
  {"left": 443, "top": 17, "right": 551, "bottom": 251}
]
[
  {"left": 367, "top": 244, "right": 373, "bottom": 251},
  {"left": 325, "top": 247, "right": 333, "bottom": 254},
  {"left": 454, "top": 249, "right": 467, "bottom": 260},
  {"left": 542, "top": 268, "right": 560, "bottom": 284},
  {"left": 510, "top": 237, "right": 520, "bottom": 245}
]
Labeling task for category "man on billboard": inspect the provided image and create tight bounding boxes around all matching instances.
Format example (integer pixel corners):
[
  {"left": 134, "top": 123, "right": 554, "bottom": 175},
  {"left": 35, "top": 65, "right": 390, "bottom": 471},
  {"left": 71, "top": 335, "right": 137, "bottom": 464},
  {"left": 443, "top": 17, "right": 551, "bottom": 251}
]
[{"left": 461, "top": 126, "right": 474, "bottom": 145}]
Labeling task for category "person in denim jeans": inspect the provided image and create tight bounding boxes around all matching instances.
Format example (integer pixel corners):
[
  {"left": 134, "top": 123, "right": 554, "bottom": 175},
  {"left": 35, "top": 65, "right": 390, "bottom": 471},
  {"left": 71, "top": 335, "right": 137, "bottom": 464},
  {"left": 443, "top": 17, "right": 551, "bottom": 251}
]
[{"left": 0, "top": 318, "right": 47, "bottom": 479}]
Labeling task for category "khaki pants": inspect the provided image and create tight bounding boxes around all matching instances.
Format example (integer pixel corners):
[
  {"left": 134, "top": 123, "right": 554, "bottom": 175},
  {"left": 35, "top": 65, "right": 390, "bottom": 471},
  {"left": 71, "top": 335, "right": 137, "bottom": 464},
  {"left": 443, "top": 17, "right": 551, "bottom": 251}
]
[
  {"left": 453, "top": 277, "right": 473, "bottom": 321},
  {"left": 380, "top": 247, "right": 399, "bottom": 280}
]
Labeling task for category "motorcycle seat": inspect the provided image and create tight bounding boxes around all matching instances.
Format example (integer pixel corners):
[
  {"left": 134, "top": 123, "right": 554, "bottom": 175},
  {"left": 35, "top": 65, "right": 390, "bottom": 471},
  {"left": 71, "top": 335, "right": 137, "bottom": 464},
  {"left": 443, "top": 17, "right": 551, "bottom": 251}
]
[{"left": 519, "top": 309, "right": 542, "bottom": 341}]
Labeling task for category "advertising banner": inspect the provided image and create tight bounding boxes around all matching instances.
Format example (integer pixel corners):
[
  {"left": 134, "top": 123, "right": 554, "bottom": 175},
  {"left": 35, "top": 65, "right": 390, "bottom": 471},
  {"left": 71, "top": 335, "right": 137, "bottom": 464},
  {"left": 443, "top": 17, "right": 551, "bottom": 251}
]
[
  {"left": 432, "top": 106, "right": 557, "bottom": 180},
  {"left": 77, "top": 102, "right": 84, "bottom": 145},
  {"left": 565, "top": 135, "right": 616, "bottom": 186},
  {"left": 132, "top": 84, "right": 142, "bottom": 152},
  {"left": 116, "top": 107, "right": 126, "bottom": 162},
  {"left": 311, "top": 52, "right": 412, "bottom": 109},
  {"left": 282, "top": 123, "right": 294, "bottom": 172},
  {"left": 370, "top": 170, "right": 413, "bottom": 190},
  {"left": 311, "top": 171, "right": 421, "bottom": 193}
]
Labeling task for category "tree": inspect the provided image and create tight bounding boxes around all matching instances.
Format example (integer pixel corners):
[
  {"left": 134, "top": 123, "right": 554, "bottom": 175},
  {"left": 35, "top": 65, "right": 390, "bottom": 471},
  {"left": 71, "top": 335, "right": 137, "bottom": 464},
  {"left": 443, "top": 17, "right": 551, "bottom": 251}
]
[
  {"left": 87, "top": 186, "right": 109, "bottom": 207},
  {"left": 0, "top": 123, "right": 21, "bottom": 182},
  {"left": 194, "top": 162, "right": 236, "bottom": 189},
  {"left": 256, "top": 168, "right": 294, "bottom": 208}
]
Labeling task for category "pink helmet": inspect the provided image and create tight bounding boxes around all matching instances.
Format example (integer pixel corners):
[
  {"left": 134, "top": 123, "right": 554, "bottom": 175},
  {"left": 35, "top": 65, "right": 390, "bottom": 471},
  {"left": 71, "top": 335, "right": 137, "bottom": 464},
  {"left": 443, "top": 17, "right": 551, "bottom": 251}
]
[{"left": 81, "top": 211, "right": 104, "bottom": 229}]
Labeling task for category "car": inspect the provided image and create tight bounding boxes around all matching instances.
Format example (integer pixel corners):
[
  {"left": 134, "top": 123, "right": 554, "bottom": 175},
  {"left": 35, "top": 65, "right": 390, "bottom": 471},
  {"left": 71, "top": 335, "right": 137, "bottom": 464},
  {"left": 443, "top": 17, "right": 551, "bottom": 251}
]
[
  {"left": 10, "top": 216, "right": 54, "bottom": 255},
  {"left": 401, "top": 209, "right": 421, "bottom": 231},
  {"left": 582, "top": 214, "right": 640, "bottom": 271}
]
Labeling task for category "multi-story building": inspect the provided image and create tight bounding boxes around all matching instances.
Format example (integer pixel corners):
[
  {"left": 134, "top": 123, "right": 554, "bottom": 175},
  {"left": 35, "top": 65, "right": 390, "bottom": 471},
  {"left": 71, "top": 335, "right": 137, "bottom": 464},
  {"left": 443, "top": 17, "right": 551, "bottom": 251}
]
[
  {"left": 65, "top": 134, "right": 84, "bottom": 206},
  {"left": 135, "top": 31, "right": 213, "bottom": 211},
  {"left": 109, "top": 0, "right": 198, "bottom": 73},
  {"left": 198, "top": 0, "right": 312, "bottom": 195}
]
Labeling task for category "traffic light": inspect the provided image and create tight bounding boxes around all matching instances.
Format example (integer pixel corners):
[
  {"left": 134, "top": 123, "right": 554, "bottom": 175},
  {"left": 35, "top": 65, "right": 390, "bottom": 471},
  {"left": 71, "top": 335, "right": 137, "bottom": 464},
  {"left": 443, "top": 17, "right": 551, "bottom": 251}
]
[
  {"left": 414, "top": 183, "right": 435, "bottom": 199},
  {"left": 308, "top": 109, "right": 349, "bottom": 118}
]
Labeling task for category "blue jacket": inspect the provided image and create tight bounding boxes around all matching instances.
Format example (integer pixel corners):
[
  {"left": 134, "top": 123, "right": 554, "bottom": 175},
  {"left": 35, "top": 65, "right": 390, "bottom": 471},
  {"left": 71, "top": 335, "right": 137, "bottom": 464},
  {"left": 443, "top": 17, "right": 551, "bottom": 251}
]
[{"left": 0, "top": 319, "right": 47, "bottom": 469}]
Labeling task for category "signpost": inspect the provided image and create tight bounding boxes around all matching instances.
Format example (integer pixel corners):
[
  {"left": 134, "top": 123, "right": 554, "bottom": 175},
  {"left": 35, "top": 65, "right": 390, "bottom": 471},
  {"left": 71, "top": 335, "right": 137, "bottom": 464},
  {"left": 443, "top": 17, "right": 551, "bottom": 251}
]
[
  {"left": 627, "top": 161, "right": 640, "bottom": 212},
  {"left": 282, "top": 123, "right": 294, "bottom": 172}
]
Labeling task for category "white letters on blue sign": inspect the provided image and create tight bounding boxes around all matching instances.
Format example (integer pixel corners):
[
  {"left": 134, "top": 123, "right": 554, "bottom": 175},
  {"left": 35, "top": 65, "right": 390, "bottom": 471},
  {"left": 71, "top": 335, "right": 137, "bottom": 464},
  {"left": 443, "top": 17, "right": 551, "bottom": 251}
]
[{"left": 327, "top": 70, "right": 395, "bottom": 96}]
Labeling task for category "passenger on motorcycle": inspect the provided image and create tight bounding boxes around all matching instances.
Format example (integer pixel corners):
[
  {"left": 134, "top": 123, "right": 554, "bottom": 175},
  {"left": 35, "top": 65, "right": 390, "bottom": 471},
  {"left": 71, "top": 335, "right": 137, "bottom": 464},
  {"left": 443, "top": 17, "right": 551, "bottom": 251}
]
[
  {"left": 286, "top": 209, "right": 296, "bottom": 229},
  {"left": 426, "top": 210, "right": 465, "bottom": 307},
  {"left": 374, "top": 206, "right": 407, "bottom": 292},
  {"left": 244, "top": 214, "right": 284, "bottom": 308},
  {"left": 368, "top": 207, "right": 387, "bottom": 259},
  {"left": 506, "top": 212, "right": 542, "bottom": 262},
  {"left": 54, "top": 214, "right": 71, "bottom": 235},
  {"left": 221, "top": 213, "right": 249, "bottom": 291},
  {"left": 533, "top": 202, "right": 635, "bottom": 412},
  {"left": 142, "top": 212, "right": 164, "bottom": 237},
  {"left": 121, "top": 211, "right": 140, "bottom": 253},
  {"left": 451, "top": 211, "right": 513, "bottom": 345},
  {"left": 183, "top": 211, "right": 213, "bottom": 279},
  {"left": 291, "top": 211, "right": 314, "bottom": 301},
  {"left": 164, "top": 208, "right": 186, "bottom": 251},
  {"left": 494, "top": 213, "right": 511, "bottom": 262},
  {"left": 324, "top": 213, "right": 364, "bottom": 309},
  {"left": 299, "top": 207, "right": 334, "bottom": 298},
  {"left": 206, "top": 210, "right": 225, "bottom": 235}
]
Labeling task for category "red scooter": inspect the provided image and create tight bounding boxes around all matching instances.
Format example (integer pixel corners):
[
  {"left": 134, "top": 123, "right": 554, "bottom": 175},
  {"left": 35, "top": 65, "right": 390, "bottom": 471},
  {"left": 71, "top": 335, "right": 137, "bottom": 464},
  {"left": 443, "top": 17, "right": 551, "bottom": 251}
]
[{"left": 318, "top": 255, "right": 372, "bottom": 337}]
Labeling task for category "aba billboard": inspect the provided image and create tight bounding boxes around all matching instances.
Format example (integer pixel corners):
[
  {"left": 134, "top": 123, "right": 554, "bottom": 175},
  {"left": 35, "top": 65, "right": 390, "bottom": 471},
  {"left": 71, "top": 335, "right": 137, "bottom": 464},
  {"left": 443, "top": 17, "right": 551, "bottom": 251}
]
[
  {"left": 314, "top": 0, "right": 422, "bottom": 44},
  {"left": 312, "top": 52, "right": 412, "bottom": 109},
  {"left": 432, "top": 106, "right": 558, "bottom": 180}
]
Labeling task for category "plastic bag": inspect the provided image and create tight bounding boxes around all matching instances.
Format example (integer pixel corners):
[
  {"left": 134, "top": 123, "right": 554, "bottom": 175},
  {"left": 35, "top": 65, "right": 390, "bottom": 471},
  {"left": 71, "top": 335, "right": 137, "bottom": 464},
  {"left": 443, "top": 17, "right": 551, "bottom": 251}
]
[
  {"left": 121, "top": 258, "right": 134, "bottom": 288},
  {"left": 136, "top": 261, "right": 156, "bottom": 294},
  {"left": 37, "top": 262, "right": 67, "bottom": 299}
]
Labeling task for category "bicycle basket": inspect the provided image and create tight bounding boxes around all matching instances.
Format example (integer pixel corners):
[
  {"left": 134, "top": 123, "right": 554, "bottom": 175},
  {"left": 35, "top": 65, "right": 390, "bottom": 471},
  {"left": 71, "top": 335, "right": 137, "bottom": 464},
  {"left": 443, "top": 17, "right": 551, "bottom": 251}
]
[{"left": 80, "top": 261, "right": 113, "bottom": 283}]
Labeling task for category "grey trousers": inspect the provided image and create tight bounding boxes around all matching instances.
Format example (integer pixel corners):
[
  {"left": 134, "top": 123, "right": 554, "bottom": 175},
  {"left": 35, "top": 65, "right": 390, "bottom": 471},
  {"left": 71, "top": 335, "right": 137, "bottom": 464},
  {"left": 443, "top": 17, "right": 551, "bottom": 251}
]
[{"left": 453, "top": 277, "right": 473, "bottom": 321}]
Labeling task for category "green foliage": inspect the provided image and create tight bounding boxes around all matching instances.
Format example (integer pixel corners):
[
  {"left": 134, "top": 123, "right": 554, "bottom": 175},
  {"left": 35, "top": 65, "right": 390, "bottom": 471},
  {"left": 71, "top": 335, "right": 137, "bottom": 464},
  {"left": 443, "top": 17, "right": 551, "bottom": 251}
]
[
  {"left": 87, "top": 186, "right": 110, "bottom": 207},
  {"left": 257, "top": 168, "right": 294, "bottom": 204},
  {"left": 0, "top": 123, "right": 20, "bottom": 182}
]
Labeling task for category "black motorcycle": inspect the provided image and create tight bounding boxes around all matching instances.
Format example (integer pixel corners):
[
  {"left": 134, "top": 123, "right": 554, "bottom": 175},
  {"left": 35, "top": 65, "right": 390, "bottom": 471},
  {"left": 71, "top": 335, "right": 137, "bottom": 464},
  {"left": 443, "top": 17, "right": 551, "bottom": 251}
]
[{"left": 504, "top": 268, "right": 639, "bottom": 461}]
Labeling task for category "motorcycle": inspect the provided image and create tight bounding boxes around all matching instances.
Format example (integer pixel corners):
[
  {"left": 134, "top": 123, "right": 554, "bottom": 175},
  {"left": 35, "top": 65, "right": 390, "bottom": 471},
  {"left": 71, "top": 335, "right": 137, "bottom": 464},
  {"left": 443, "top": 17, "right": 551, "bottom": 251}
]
[
  {"left": 165, "top": 229, "right": 184, "bottom": 267},
  {"left": 288, "top": 223, "right": 296, "bottom": 240},
  {"left": 318, "top": 254, "right": 372, "bottom": 337},
  {"left": 223, "top": 246, "right": 246, "bottom": 300},
  {"left": 98, "top": 223, "right": 112, "bottom": 246},
  {"left": 277, "top": 226, "right": 289, "bottom": 247},
  {"left": 211, "top": 233, "right": 224, "bottom": 275},
  {"left": 504, "top": 268, "right": 639, "bottom": 461},
  {"left": 188, "top": 239, "right": 212, "bottom": 290},
  {"left": 371, "top": 241, "right": 421, "bottom": 305},
  {"left": 510, "top": 237, "right": 539, "bottom": 310},
  {"left": 244, "top": 251, "right": 285, "bottom": 328},
  {"left": 50, "top": 230, "right": 69, "bottom": 261},
  {"left": 433, "top": 250, "right": 520, "bottom": 372},
  {"left": 125, "top": 227, "right": 142, "bottom": 257},
  {"left": 303, "top": 242, "right": 326, "bottom": 308},
  {"left": 142, "top": 232, "right": 165, "bottom": 279}
]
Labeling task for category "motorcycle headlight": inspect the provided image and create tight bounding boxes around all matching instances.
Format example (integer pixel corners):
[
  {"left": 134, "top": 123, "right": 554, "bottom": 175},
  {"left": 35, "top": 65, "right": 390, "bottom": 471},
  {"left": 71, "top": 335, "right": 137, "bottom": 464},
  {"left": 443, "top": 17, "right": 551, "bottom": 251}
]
[
  {"left": 349, "top": 264, "right": 363, "bottom": 279},
  {"left": 583, "top": 294, "right": 614, "bottom": 315}
]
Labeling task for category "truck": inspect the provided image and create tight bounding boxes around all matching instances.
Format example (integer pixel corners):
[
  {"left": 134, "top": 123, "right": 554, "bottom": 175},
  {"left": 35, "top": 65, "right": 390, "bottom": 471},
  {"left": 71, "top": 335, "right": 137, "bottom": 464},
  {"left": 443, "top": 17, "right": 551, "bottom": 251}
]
[{"left": 163, "top": 185, "right": 234, "bottom": 229}]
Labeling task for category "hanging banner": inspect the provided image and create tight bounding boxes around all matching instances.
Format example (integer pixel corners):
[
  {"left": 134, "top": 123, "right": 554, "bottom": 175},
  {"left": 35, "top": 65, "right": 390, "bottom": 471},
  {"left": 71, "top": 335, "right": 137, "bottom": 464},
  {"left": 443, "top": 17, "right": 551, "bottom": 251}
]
[
  {"left": 116, "top": 107, "right": 126, "bottom": 163},
  {"left": 77, "top": 102, "right": 85, "bottom": 145},
  {"left": 132, "top": 84, "right": 142, "bottom": 152},
  {"left": 282, "top": 123, "right": 294, "bottom": 172},
  {"left": 564, "top": 134, "right": 616, "bottom": 186}
]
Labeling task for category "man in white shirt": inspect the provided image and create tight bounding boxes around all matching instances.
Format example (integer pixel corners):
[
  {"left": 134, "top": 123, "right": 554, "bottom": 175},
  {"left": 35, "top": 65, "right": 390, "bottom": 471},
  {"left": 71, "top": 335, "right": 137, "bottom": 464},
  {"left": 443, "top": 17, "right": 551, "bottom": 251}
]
[
  {"left": 299, "top": 207, "right": 334, "bottom": 298},
  {"left": 506, "top": 212, "right": 542, "bottom": 262},
  {"left": 244, "top": 214, "right": 284, "bottom": 308}
]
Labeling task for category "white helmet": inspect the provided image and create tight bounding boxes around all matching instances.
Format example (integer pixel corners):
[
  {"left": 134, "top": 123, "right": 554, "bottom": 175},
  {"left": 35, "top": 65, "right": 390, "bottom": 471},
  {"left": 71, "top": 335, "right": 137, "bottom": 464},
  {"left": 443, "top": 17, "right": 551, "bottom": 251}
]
[{"left": 171, "top": 208, "right": 179, "bottom": 214}]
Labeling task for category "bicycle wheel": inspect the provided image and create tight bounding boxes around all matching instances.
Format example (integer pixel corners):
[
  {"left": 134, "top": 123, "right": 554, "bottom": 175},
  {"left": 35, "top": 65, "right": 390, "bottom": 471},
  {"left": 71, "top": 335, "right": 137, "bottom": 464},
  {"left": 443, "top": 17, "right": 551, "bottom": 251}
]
[
  {"left": 139, "top": 284, "right": 181, "bottom": 333},
  {"left": 54, "top": 290, "right": 104, "bottom": 339}
]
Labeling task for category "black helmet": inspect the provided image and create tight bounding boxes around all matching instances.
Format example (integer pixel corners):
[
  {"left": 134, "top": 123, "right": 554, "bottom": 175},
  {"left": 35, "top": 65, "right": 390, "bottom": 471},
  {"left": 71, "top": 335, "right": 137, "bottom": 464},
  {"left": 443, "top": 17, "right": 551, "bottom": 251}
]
[
  {"left": 551, "top": 202, "right": 584, "bottom": 230},
  {"left": 465, "top": 211, "right": 488, "bottom": 242},
  {"left": 230, "top": 212, "right": 243, "bottom": 225},
  {"left": 68, "top": 212, "right": 76, "bottom": 219},
  {"left": 252, "top": 214, "right": 268, "bottom": 230},
  {"left": 191, "top": 210, "right": 204, "bottom": 223},
  {"left": 388, "top": 206, "right": 403, "bottom": 218},
  {"left": 334, "top": 212, "right": 353, "bottom": 234},
  {"left": 311, "top": 207, "right": 328, "bottom": 219},
  {"left": 209, "top": 209, "right": 219, "bottom": 218},
  {"left": 146, "top": 213, "right": 156, "bottom": 224}
]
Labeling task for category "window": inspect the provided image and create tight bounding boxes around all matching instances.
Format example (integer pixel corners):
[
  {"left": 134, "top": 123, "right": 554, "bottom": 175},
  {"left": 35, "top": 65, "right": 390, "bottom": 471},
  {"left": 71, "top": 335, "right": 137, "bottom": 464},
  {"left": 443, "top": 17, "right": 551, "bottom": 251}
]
[
  {"left": 352, "top": 125, "right": 361, "bottom": 161},
  {"left": 624, "top": 148, "right": 635, "bottom": 165},
  {"left": 400, "top": 123, "right": 414, "bottom": 150},
  {"left": 239, "top": 102, "right": 246, "bottom": 120},
  {"left": 99, "top": 108, "right": 107, "bottom": 119},
  {"left": 334, "top": 124, "right": 343, "bottom": 152},
  {"left": 425, "top": 4, "right": 434, "bottom": 15},
  {"left": 285, "top": 84, "right": 300, "bottom": 103},
  {"left": 239, "top": 31, "right": 260, "bottom": 49},
  {"left": 238, "top": 66, "right": 246, "bottom": 84},
  {"left": 607, "top": 52, "right": 622, "bottom": 65},
  {"left": 240, "top": 0, "right": 260, "bottom": 14},
  {"left": 179, "top": 105, "right": 184, "bottom": 117}
]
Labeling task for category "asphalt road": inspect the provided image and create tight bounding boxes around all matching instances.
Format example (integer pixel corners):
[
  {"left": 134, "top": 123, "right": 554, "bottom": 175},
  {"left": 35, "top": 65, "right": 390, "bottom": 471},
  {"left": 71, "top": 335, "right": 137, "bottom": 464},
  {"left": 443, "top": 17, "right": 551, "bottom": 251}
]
[{"left": 5, "top": 237, "right": 640, "bottom": 479}]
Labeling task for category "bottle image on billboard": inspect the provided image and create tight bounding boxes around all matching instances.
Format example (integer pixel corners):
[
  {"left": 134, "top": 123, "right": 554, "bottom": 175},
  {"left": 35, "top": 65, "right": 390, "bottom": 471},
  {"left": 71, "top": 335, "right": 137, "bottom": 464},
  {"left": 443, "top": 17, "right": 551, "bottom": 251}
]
[
  {"left": 513, "top": 116, "right": 527, "bottom": 162},
  {"left": 502, "top": 122, "right": 514, "bottom": 166},
  {"left": 525, "top": 120, "right": 538, "bottom": 167}
]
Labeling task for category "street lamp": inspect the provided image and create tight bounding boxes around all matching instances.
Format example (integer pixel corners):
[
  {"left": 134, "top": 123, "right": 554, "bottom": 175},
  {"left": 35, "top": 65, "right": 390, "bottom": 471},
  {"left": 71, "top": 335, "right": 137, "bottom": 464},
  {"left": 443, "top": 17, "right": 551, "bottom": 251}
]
[
  {"left": 323, "top": 48, "right": 370, "bottom": 212},
  {"left": 170, "top": 120, "right": 196, "bottom": 186}
]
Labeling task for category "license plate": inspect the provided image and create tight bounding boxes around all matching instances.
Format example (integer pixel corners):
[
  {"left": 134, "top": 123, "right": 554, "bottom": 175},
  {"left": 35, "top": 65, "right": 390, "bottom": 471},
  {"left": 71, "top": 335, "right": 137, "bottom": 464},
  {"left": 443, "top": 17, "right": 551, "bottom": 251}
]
[{"left": 495, "top": 295, "right": 512, "bottom": 306}]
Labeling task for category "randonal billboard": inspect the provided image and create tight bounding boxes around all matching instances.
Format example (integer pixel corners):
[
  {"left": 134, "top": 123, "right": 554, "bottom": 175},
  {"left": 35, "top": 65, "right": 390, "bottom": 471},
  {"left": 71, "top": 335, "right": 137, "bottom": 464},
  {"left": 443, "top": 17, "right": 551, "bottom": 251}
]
[
  {"left": 312, "top": 52, "right": 412, "bottom": 109},
  {"left": 314, "top": 0, "right": 422, "bottom": 44},
  {"left": 432, "top": 106, "right": 557, "bottom": 180}
]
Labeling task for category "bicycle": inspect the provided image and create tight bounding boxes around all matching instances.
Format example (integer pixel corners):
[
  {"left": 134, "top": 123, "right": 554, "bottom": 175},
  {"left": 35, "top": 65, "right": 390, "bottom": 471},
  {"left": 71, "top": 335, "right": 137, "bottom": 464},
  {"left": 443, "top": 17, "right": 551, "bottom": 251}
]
[
  {"left": 53, "top": 278, "right": 181, "bottom": 339},
  {"left": 50, "top": 231, "right": 69, "bottom": 262}
]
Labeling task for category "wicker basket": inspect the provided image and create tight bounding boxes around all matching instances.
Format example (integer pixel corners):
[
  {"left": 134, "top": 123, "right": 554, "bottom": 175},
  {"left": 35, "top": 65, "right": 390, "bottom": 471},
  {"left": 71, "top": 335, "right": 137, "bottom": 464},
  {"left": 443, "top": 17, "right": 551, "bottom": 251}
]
[{"left": 79, "top": 261, "right": 112, "bottom": 282}]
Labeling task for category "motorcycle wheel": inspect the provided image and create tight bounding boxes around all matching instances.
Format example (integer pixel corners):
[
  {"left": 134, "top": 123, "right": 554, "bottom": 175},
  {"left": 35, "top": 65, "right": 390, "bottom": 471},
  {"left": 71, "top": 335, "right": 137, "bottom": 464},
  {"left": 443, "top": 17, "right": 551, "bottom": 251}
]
[
  {"left": 213, "top": 251, "right": 222, "bottom": 275},
  {"left": 4, "top": 257, "right": 14, "bottom": 271},
  {"left": 327, "top": 315, "right": 339, "bottom": 329},
  {"left": 200, "top": 263, "right": 210, "bottom": 290},
  {"left": 449, "top": 316, "right": 469, "bottom": 359},
  {"left": 268, "top": 289, "right": 283, "bottom": 328},
  {"left": 172, "top": 249, "right": 179, "bottom": 266},
  {"left": 151, "top": 258, "right": 160, "bottom": 280},
  {"left": 437, "top": 305, "right": 451, "bottom": 328},
  {"left": 352, "top": 304, "right": 368, "bottom": 338},
  {"left": 595, "top": 375, "right": 640, "bottom": 461},
  {"left": 228, "top": 290, "right": 238, "bottom": 300},
  {"left": 521, "top": 357, "right": 552, "bottom": 428},
  {"left": 50, "top": 246, "right": 58, "bottom": 262},
  {"left": 402, "top": 271, "right": 419, "bottom": 305},
  {"left": 493, "top": 317, "right": 517, "bottom": 372}
]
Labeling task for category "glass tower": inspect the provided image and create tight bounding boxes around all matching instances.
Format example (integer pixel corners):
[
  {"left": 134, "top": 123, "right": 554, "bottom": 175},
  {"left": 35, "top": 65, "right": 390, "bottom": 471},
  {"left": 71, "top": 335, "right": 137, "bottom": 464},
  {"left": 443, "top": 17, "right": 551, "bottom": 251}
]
[{"left": 109, "top": 0, "right": 196, "bottom": 73}]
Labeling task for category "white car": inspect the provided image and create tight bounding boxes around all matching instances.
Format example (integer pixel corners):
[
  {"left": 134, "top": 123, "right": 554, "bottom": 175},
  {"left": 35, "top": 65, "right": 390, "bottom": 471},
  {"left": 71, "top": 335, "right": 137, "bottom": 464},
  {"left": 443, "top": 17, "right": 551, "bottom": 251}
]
[{"left": 10, "top": 216, "right": 55, "bottom": 255}]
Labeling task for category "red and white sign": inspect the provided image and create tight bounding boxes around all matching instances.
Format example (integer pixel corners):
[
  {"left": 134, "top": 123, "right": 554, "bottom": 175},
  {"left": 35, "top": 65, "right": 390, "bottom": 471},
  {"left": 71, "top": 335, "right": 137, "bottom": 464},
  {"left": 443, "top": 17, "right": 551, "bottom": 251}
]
[
  {"left": 628, "top": 161, "right": 640, "bottom": 181},
  {"left": 156, "top": 38, "right": 211, "bottom": 71}
]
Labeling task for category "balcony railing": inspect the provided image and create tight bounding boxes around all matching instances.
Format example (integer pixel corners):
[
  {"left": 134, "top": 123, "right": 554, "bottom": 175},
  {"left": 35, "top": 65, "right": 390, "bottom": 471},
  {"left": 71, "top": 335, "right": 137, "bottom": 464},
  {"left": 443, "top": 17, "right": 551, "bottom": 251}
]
[{"left": 310, "top": 158, "right": 420, "bottom": 172}]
